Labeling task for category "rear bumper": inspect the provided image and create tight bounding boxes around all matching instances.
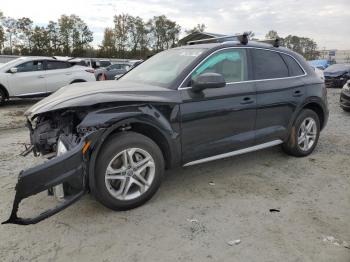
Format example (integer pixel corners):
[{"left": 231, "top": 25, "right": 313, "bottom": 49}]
[
  {"left": 340, "top": 90, "right": 350, "bottom": 110},
  {"left": 2, "top": 140, "right": 87, "bottom": 225}
]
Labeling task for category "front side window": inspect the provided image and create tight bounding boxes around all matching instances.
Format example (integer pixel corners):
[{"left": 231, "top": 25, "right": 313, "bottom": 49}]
[
  {"left": 192, "top": 49, "right": 248, "bottom": 83},
  {"left": 46, "top": 61, "right": 70, "bottom": 70},
  {"left": 16, "top": 60, "right": 43, "bottom": 73},
  {"left": 252, "top": 49, "right": 289, "bottom": 79}
]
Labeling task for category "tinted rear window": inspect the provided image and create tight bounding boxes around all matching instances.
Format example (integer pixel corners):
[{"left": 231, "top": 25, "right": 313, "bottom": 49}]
[
  {"left": 46, "top": 60, "right": 70, "bottom": 70},
  {"left": 281, "top": 54, "right": 304, "bottom": 76},
  {"left": 252, "top": 49, "right": 289, "bottom": 80}
]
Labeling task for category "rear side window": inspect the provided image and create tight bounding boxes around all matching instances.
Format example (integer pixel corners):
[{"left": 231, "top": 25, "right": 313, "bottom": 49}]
[
  {"left": 281, "top": 54, "right": 304, "bottom": 76},
  {"left": 46, "top": 61, "right": 70, "bottom": 70},
  {"left": 252, "top": 49, "right": 289, "bottom": 80},
  {"left": 192, "top": 49, "right": 248, "bottom": 83}
]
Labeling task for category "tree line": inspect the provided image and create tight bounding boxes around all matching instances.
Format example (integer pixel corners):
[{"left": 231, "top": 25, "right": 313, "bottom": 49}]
[{"left": 0, "top": 10, "right": 320, "bottom": 60}]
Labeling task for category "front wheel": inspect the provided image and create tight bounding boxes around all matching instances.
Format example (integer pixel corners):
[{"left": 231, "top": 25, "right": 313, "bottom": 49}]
[
  {"left": 282, "top": 109, "right": 320, "bottom": 157},
  {"left": 0, "top": 89, "right": 6, "bottom": 106},
  {"left": 93, "top": 132, "right": 165, "bottom": 211}
]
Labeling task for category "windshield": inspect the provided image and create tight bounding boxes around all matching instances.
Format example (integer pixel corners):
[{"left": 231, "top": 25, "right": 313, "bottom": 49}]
[
  {"left": 120, "top": 48, "right": 206, "bottom": 88},
  {"left": 0, "top": 57, "right": 27, "bottom": 70}
]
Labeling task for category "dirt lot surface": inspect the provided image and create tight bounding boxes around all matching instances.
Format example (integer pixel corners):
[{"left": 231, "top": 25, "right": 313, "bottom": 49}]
[{"left": 0, "top": 90, "right": 349, "bottom": 262}]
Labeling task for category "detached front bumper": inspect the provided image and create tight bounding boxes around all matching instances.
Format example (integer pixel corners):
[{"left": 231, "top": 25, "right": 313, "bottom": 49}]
[{"left": 3, "top": 140, "right": 87, "bottom": 225}]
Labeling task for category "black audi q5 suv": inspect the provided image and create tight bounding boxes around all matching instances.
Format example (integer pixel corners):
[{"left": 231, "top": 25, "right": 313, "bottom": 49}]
[{"left": 4, "top": 36, "right": 328, "bottom": 225}]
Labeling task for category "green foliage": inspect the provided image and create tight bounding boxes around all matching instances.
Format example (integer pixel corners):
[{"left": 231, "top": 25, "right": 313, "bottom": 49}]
[
  {"left": 0, "top": 11, "right": 93, "bottom": 56},
  {"left": 99, "top": 14, "right": 181, "bottom": 59},
  {"left": 185, "top": 24, "right": 206, "bottom": 34}
]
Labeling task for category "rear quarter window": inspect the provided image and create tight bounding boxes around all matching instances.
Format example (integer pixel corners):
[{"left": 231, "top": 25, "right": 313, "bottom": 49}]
[
  {"left": 252, "top": 49, "right": 289, "bottom": 80},
  {"left": 281, "top": 54, "right": 305, "bottom": 76}
]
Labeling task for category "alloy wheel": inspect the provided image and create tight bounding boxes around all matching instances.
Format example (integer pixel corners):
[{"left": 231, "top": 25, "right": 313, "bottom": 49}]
[
  {"left": 104, "top": 148, "right": 155, "bottom": 201},
  {"left": 297, "top": 117, "right": 317, "bottom": 151}
]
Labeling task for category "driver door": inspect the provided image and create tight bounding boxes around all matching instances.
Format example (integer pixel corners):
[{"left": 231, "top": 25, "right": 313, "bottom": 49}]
[
  {"left": 180, "top": 48, "right": 257, "bottom": 164},
  {"left": 8, "top": 60, "right": 46, "bottom": 97}
]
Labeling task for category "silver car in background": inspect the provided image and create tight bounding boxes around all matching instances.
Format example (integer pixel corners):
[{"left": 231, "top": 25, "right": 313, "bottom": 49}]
[{"left": 0, "top": 57, "right": 96, "bottom": 105}]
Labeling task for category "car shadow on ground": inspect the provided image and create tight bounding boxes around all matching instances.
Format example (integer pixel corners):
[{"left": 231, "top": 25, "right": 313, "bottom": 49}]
[{"left": 2, "top": 98, "right": 41, "bottom": 108}]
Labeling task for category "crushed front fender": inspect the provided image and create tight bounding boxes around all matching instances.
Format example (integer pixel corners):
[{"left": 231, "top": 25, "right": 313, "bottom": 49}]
[{"left": 2, "top": 141, "right": 87, "bottom": 225}]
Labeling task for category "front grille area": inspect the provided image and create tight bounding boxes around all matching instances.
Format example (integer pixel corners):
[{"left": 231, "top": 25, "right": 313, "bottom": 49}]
[{"left": 325, "top": 76, "right": 349, "bottom": 88}]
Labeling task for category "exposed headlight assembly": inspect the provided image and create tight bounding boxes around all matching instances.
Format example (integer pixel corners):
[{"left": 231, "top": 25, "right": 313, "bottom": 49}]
[{"left": 54, "top": 139, "right": 69, "bottom": 201}]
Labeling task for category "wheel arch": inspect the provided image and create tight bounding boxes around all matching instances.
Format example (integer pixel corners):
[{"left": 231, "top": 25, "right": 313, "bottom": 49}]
[
  {"left": 87, "top": 118, "right": 180, "bottom": 194},
  {"left": 0, "top": 83, "right": 9, "bottom": 99},
  {"left": 70, "top": 79, "right": 87, "bottom": 84},
  {"left": 302, "top": 102, "right": 326, "bottom": 130}
]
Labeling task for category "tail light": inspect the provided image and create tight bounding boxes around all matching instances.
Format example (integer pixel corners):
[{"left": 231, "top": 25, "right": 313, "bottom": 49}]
[{"left": 85, "top": 69, "right": 95, "bottom": 74}]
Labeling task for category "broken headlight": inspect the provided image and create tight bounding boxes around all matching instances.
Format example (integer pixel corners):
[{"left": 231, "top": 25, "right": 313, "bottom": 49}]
[{"left": 57, "top": 139, "right": 68, "bottom": 156}]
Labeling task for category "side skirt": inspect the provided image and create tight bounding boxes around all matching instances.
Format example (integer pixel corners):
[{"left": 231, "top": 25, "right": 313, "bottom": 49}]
[{"left": 183, "top": 140, "right": 283, "bottom": 167}]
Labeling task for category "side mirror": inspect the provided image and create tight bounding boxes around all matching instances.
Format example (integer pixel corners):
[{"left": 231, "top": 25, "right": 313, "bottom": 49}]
[
  {"left": 9, "top": 67, "right": 18, "bottom": 73},
  {"left": 191, "top": 72, "right": 226, "bottom": 92}
]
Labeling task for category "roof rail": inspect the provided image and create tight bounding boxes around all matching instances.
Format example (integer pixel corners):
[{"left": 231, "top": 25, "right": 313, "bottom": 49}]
[
  {"left": 186, "top": 32, "right": 281, "bottom": 48},
  {"left": 187, "top": 32, "right": 252, "bottom": 46},
  {"left": 256, "top": 38, "right": 280, "bottom": 48},
  {"left": 187, "top": 35, "right": 238, "bottom": 45}
]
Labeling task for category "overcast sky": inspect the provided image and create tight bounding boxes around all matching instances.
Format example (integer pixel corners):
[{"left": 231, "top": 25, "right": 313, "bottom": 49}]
[{"left": 2, "top": 0, "right": 350, "bottom": 49}]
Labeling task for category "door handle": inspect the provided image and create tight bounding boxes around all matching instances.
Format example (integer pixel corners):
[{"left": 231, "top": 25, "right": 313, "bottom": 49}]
[
  {"left": 65, "top": 73, "right": 72, "bottom": 75},
  {"left": 38, "top": 75, "right": 45, "bottom": 79},
  {"left": 240, "top": 97, "right": 254, "bottom": 105},
  {"left": 293, "top": 90, "right": 303, "bottom": 97}
]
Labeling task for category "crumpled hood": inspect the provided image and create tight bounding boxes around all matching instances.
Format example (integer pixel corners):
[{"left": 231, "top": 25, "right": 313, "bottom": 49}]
[{"left": 26, "top": 80, "right": 182, "bottom": 118}]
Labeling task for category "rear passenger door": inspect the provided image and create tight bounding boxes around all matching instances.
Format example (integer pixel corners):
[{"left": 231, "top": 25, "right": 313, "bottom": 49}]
[
  {"left": 44, "top": 60, "right": 72, "bottom": 93},
  {"left": 252, "top": 48, "right": 306, "bottom": 144}
]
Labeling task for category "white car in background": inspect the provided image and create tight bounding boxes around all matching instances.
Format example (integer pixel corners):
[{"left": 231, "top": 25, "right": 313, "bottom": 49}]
[{"left": 0, "top": 57, "right": 96, "bottom": 105}]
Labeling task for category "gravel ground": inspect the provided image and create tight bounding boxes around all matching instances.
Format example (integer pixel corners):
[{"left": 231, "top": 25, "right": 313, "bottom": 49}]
[{"left": 0, "top": 89, "right": 349, "bottom": 262}]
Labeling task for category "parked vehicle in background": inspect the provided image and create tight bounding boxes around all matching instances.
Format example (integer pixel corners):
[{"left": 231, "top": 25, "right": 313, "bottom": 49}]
[
  {"left": 324, "top": 64, "right": 350, "bottom": 88},
  {"left": 95, "top": 63, "right": 132, "bottom": 81},
  {"left": 0, "top": 57, "right": 96, "bottom": 105},
  {"left": 308, "top": 59, "right": 330, "bottom": 70},
  {"left": 3, "top": 37, "right": 329, "bottom": 225},
  {"left": 99, "top": 60, "right": 112, "bottom": 68},
  {"left": 340, "top": 80, "right": 350, "bottom": 112},
  {"left": 114, "top": 60, "right": 144, "bottom": 80}
]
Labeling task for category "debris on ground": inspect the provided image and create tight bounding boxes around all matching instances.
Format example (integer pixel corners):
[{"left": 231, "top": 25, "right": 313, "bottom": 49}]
[
  {"left": 323, "top": 236, "right": 350, "bottom": 249},
  {"left": 186, "top": 218, "right": 207, "bottom": 240},
  {"left": 227, "top": 239, "right": 241, "bottom": 246},
  {"left": 269, "top": 208, "right": 280, "bottom": 213}
]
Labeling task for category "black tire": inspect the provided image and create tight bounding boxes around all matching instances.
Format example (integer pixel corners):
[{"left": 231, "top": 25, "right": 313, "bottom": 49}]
[
  {"left": 282, "top": 109, "right": 320, "bottom": 157},
  {"left": 0, "top": 88, "right": 6, "bottom": 106},
  {"left": 93, "top": 131, "right": 165, "bottom": 211},
  {"left": 341, "top": 107, "right": 350, "bottom": 112}
]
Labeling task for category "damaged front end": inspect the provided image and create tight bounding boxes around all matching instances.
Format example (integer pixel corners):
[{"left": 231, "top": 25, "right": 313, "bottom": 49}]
[{"left": 3, "top": 112, "right": 99, "bottom": 225}]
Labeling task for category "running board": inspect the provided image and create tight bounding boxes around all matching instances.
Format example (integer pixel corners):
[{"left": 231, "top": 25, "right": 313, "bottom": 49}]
[{"left": 183, "top": 140, "right": 283, "bottom": 167}]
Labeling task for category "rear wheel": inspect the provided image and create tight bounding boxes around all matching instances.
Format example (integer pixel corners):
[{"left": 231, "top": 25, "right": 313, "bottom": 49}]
[
  {"left": 282, "top": 109, "right": 320, "bottom": 157},
  {"left": 93, "top": 132, "right": 164, "bottom": 211},
  {"left": 342, "top": 107, "right": 350, "bottom": 112}
]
